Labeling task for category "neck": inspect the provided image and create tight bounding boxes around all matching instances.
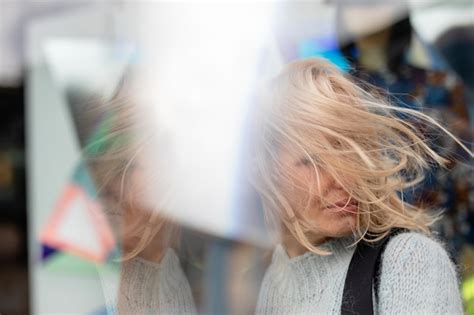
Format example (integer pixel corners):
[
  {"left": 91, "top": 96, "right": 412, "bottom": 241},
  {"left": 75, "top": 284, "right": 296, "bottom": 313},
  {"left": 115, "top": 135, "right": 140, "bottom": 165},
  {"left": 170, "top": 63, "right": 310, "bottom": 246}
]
[{"left": 281, "top": 233, "right": 328, "bottom": 258}]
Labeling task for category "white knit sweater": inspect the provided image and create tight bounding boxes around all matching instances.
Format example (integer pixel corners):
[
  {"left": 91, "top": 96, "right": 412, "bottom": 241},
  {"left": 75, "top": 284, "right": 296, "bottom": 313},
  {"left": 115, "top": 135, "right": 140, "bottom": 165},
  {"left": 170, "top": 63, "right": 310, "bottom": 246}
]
[
  {"left": 255, "top": 232, "right": 463, "bottom": 314},
  {"left": 97, "top": 233, "right": 463, "bottom": 314},
  {"left": 98, "top": 248, "right": 197, "bottom": 314}
]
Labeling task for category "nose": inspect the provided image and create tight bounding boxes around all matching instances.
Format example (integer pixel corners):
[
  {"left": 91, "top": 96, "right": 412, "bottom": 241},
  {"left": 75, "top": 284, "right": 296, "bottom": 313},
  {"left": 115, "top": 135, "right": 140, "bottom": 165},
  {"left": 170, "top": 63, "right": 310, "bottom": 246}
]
[{"left": 317, "top": 170, "right": 349, "bottom": 196}]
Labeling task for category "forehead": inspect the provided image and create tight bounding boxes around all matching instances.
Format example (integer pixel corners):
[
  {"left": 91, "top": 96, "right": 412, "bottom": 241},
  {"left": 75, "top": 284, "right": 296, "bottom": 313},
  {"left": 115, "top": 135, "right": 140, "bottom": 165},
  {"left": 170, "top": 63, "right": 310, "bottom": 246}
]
[{"left": 274, "top": 133, "right": 337, "bottom": 155}]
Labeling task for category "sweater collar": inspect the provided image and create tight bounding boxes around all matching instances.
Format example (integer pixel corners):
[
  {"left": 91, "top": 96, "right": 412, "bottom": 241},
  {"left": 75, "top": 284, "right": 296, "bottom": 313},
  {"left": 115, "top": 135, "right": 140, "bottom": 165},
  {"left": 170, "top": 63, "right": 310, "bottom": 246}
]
[{"left": 272, "top": 236, "right": 357, "bottom": 266}]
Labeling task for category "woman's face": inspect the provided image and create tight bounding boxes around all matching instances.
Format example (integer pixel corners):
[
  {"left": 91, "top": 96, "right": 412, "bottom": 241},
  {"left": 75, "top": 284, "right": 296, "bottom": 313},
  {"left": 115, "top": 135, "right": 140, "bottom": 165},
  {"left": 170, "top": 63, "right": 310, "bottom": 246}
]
[{"left": 276, "top": 145, "right": 357, "bottom": 240}]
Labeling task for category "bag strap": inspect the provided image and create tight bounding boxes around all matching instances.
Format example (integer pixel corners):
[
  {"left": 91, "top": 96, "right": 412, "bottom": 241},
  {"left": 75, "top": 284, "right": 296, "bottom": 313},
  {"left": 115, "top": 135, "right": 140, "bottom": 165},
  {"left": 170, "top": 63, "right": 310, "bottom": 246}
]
[{"left": 341, "top": 229, "right": 405, "bottom": 315}]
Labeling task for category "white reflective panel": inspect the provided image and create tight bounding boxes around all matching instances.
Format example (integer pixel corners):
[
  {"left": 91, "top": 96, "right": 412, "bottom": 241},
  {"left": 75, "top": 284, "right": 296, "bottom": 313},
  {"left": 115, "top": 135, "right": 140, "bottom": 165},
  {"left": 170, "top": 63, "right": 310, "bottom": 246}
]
[{"left": 117, "top": 3, "right": 281, "bottom": 245}]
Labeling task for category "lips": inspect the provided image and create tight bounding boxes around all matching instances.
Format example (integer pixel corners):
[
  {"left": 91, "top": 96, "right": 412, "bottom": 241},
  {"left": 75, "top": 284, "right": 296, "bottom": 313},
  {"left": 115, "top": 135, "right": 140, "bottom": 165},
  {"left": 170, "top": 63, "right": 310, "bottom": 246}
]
[
  {"left": 324, "top": 199, "right": 358, "bottom": 214},
  {"left": 326, "top": 199, "right": 356, "bottom": 208}
]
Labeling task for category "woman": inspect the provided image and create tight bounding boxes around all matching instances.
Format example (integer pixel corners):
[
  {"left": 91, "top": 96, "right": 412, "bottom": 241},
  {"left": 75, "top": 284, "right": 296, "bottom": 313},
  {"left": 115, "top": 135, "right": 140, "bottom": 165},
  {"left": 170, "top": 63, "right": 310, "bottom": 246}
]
[
  {"left": 83, "top": 90, "right": 198, "bottom": 314},
  {"left": 250, "top": 58, "right": 469, "bottom": 314}
]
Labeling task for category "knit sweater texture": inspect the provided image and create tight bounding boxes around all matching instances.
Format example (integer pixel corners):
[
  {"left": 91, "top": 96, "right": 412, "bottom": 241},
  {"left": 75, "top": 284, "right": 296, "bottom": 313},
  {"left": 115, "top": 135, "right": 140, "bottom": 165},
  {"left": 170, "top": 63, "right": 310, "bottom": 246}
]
[
  {"left": 97, "top": 233, "right": 463, "bottom": 314},
  {"left": 255, "top": 232, "right": 463, "bottom": 314},
  {"left": 98, "top": 248, "right": 197, "bottom": 314}
]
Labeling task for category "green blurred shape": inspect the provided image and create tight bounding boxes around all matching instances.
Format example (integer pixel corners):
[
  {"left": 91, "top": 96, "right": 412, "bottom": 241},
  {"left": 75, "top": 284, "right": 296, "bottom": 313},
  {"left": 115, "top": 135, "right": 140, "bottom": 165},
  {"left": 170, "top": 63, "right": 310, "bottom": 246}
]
[
  {"left": 44, "top": 251, "right": 119, "bottom": 277},
  {"left": 463, "top": 275, "right": 474, "bottom": 314}
]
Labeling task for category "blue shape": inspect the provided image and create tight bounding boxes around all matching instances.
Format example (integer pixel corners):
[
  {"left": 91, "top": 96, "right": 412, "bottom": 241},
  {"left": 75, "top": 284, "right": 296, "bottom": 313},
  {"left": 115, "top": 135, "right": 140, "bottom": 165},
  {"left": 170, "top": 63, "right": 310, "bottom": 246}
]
[
  {"left": 41, "top": 244, "right": 59, "bottom": 261},
  {"left": 298, "top": 36, "right": 351, "bottom": 72}
]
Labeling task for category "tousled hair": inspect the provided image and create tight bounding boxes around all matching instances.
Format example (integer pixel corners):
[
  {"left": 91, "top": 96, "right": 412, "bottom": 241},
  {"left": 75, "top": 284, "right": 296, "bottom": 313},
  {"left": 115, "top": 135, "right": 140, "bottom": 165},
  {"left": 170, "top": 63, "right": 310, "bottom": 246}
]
[
  {"left": 249, "top": 57, "right": 472, "bottom": 255},
  {"left": 82, "top": 85, "right": 180, "bottom": 262}
]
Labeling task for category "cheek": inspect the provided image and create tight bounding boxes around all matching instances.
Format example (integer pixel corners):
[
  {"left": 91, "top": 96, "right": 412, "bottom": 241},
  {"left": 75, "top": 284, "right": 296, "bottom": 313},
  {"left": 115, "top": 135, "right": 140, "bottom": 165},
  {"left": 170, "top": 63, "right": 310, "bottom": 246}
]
[
  {"left": 279, "top": 172, "right": 323, "bottom": 213},
  {"left": 283, "top": 167, "right": 311, "bottom": 191},
  {"left": 295, "top": 166, "right": 316, "bottom": 184}
]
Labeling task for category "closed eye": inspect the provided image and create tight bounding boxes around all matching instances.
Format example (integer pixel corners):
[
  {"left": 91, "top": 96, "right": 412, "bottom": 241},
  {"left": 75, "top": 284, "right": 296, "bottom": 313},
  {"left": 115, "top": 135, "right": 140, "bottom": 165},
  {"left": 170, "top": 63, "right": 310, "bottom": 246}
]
[
  {"left": 295, "top": 155, "right": 319, "bottom": 167},
  {"left": 295, "top": 158, "right": 311, "bottom": 167}
]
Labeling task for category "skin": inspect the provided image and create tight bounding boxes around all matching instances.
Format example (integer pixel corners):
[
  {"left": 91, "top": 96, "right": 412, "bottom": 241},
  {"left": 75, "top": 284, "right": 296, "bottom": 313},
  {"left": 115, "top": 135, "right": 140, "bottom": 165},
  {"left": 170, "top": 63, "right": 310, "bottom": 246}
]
[{"left": 276, "top": 146, "right": 357, "bottom": 258}]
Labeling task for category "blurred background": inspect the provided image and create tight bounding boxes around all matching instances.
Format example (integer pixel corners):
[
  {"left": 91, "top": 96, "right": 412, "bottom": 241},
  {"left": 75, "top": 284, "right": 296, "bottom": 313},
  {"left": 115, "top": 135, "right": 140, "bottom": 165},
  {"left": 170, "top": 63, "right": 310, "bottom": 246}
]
[{"left": 0, "top": 0, "right": 473, "bottom": 314}]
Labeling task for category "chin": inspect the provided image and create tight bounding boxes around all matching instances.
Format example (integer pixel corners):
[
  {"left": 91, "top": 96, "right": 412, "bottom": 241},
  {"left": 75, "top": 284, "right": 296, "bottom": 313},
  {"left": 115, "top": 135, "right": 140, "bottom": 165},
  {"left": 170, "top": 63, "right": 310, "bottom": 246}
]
[
  {"left": 303, "top": 205, "right": 358, "bottom": 239},
  {"left": 319, "top": 215, "right": 356, "bottom": 239}
]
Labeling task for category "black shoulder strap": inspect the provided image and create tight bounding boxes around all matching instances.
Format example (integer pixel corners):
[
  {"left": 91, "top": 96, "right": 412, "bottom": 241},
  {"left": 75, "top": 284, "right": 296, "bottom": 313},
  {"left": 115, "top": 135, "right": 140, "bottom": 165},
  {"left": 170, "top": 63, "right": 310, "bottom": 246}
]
[{"left": 341, "top": 229, "right": 405, "bottom": 315}]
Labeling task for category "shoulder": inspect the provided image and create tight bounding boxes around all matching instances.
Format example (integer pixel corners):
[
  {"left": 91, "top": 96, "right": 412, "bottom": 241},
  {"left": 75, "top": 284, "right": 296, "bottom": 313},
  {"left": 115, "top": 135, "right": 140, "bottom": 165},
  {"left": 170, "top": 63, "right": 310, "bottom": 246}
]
[
  {"left": 379, "top": 231, "right": 462, "bottom": 293},
  {"left": 382, "top": 232, "right": 455, "bottom": 270},
  {"left": 377, "top": 232, "right": 463, "bottom": 313}
]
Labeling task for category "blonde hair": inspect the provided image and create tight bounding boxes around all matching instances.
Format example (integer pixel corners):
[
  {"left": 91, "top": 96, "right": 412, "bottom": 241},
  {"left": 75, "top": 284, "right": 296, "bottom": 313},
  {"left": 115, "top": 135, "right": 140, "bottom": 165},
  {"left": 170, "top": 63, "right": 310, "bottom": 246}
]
[
  {"left": 249, "top": 57, "right": 472, "bottom": 255},
  {"left": 82, "top": 86, "right": 179, "bottom": 261}
]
